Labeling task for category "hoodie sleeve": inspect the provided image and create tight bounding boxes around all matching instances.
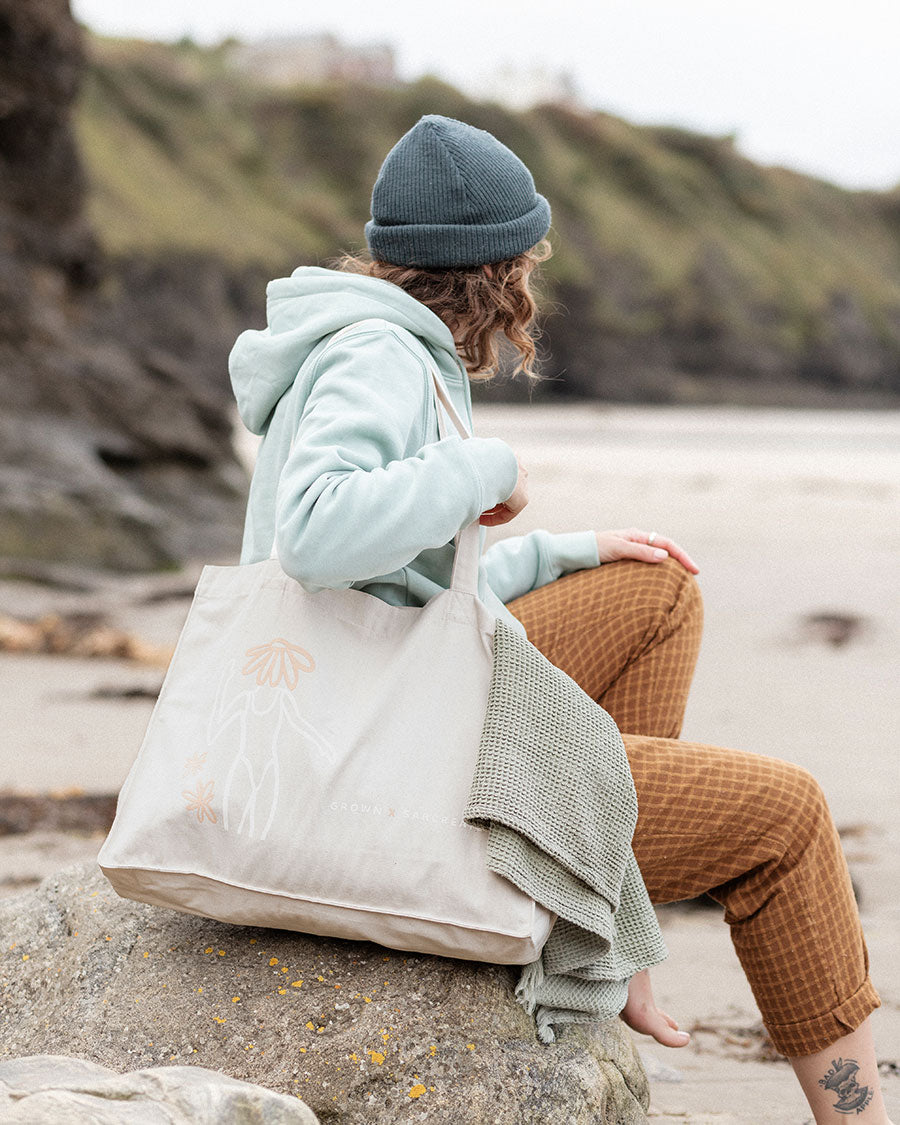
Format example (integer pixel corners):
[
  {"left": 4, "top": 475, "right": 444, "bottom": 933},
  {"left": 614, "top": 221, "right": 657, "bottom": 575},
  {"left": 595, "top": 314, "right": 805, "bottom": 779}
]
[
  {"left": 483, "top": 529, "right": 601, "bottom": 604},
  {"left": 274, "top": 326, "right": 519, "bottom": 590}
]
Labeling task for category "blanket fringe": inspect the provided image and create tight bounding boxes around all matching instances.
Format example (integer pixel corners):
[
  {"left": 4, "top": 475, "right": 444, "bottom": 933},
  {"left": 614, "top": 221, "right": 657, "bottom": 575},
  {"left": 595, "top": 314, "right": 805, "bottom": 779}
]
[
  {"left": 514, "top": 958, "right": 543, "bottom": 1016},
  {"left": 516, "top": 961, "right": 559, "bottom": 1044},
  {"left": 535, "top": 1008, "right": 557, "bottom": 1044}
]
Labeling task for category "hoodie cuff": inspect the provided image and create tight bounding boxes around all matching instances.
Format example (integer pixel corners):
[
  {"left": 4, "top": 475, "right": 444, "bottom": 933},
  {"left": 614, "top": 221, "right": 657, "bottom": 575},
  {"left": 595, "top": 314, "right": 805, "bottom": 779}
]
[
  {"left": 548, "top": 530, "right": 601, "bottom": 573},
  {"left": 459, "top": 437, "right": 519, "bottom": 507}
]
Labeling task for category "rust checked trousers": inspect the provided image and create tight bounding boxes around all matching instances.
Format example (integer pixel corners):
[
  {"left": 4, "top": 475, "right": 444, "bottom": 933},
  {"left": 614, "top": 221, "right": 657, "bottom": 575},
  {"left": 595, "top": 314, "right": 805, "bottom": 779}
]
[{"left": 506, "top": 558, "right": 880, "bottom": 1058}]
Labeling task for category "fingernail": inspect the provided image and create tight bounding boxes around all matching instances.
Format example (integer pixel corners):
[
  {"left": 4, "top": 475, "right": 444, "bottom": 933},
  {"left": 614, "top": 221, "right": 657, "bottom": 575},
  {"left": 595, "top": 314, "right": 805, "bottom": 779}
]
[
  {"left": 653, "top": 548, "right": 668, "bottom": 559},
  {"left": 676, "top": 1031, "right": 690, "bottom": 1043}
]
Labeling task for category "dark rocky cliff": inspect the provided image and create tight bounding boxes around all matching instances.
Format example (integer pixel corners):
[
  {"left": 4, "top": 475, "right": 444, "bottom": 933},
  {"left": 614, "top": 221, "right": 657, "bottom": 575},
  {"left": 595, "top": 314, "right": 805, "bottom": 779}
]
[{"left": 0, "top": 0, "right": 248, "bottom": 572}]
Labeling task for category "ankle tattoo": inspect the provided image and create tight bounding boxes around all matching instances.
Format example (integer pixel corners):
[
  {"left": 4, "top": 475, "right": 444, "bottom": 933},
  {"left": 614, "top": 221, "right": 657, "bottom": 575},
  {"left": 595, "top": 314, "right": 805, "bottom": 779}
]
[{"left": 818, "top": 1057, "right": 875, "bottom": 1115}]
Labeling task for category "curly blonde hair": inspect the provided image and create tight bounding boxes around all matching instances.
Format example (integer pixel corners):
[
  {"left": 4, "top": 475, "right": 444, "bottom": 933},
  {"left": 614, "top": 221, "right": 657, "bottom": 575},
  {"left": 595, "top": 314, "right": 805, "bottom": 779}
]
[{"left": 333, "top": 239, "right": 551, "bottom": 381}]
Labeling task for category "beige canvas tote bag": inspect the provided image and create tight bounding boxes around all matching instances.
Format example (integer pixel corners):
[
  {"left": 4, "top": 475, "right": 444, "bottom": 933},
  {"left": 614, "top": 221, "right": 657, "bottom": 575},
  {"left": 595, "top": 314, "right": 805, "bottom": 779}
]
[{"left": 99, "top": 361, "right": 554, "bottom": 965}]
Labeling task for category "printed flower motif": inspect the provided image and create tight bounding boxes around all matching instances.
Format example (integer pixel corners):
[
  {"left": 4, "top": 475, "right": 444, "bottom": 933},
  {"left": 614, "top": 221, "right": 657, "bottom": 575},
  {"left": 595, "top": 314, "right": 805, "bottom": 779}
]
[
  {"left": 183, "top": 752, "right": 207, "bottom": 776},
  {"left": 241, "top": 637, "right": 315, "bottom": 690},
  {"left": 183, "top": 779, "right": 217, "bottom": 824}
]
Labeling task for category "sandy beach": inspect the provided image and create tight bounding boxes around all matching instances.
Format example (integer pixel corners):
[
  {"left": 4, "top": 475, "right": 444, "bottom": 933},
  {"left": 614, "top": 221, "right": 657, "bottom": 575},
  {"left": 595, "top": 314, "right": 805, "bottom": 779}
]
[{"left": 2, "top": 402, "right": 898, "bottom": 1122}]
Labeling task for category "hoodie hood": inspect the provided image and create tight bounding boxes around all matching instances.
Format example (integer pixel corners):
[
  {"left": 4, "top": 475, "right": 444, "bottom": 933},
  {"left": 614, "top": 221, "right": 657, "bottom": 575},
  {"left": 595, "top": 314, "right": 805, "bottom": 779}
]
[{"left": 229, "top": 266, "right": 459, "bottom": 434}]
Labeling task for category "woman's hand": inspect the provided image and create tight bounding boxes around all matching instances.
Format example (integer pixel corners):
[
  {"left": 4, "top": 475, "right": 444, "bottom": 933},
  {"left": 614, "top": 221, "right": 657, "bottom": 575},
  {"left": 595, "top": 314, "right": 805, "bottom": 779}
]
[
  {"left": 480, "top": 458, "right": 529, "bottom": 527},
  {"left": 595, "top": 528, "right": 699, "bottom": 573}
]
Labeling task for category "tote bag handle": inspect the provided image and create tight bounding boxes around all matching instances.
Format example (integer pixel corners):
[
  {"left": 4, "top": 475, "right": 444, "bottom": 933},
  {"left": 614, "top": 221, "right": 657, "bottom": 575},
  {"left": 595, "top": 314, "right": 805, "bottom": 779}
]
[
  {"left": 429, "top": 365, "right": 482, "bottom": 598},
  {"left": 269, "top": 329, "right": 484, "bottom": 599}
]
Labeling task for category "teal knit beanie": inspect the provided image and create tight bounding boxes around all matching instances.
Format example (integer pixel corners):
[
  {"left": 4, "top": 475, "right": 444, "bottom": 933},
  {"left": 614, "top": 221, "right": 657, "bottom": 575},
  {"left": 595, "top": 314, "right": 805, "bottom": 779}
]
[{"left": 365, "top": 115, "right": 551, "bottom": 269}]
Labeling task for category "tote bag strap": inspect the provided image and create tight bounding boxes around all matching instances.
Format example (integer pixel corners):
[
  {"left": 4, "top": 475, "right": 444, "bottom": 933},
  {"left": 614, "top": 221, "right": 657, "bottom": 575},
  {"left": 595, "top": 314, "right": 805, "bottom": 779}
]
[
  {"left": 270, "top": 323, "right": 483, "bottom": 599},
  {"left": 429, "top": 367, "right": 481, "bottom": 598}
]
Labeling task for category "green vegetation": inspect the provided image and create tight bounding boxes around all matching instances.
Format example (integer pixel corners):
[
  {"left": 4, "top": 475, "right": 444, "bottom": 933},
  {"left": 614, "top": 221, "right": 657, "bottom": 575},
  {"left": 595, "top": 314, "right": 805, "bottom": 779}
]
[{"left": 75, "top": 35, "right": 900, "bottom": 400}]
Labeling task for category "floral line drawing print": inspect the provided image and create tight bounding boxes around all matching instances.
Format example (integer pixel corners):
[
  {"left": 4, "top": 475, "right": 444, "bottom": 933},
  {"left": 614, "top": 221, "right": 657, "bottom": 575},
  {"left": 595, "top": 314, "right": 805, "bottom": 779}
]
[
  {"left": 183, "top": 751, "right": 207, "bottom": 776},
  {"left": 242, "top": 637, "right": 315, "bottom": 690},
  {"left": 183, "top": 778, "right": 217, "bottom": 824},
  {"left": 204, "top": 638, "right": 333, "bottom": 841}
]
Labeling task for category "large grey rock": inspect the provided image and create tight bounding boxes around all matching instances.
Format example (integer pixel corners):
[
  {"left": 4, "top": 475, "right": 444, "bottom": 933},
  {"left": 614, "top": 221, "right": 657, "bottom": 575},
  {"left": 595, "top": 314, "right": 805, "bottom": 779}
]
[
  {"left": 0, "top": 864, "right": 650, "bottom": 1124},
  {"left": 0, "top": 1054, "right": 319, "bottom": 1123}
]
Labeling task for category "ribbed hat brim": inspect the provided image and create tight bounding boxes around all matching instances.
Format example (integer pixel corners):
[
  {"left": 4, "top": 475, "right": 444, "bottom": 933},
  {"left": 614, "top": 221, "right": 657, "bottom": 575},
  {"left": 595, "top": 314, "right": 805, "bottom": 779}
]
[{"left": 366, "top": 195, "right": 551, "bottom": 269}]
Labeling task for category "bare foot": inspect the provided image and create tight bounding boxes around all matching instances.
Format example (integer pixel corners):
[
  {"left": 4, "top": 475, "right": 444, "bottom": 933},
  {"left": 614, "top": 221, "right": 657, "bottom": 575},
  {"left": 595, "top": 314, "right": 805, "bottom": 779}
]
[{"left": 620, "top": 969, "right": 690, "bottom": 1048}]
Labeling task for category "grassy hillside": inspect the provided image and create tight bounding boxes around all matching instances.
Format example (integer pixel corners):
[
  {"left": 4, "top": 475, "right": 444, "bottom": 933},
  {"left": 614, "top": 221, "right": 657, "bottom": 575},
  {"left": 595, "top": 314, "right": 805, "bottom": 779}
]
[{"left": 74, "top": 35, "right": 900, "bottom": 403}]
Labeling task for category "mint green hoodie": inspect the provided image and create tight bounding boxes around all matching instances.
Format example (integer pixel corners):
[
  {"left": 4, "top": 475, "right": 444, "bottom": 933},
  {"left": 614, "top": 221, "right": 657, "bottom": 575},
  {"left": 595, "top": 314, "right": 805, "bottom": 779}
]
[{"left": 229, "top": 267, "right": 599, "bottom": 632}]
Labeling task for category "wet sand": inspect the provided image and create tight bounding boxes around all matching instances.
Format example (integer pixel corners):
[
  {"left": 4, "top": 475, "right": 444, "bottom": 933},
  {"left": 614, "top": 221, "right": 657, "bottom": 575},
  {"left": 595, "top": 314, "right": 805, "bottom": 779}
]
[{"left": 2, "top": 403, "right": 898, "bottom": 1121}]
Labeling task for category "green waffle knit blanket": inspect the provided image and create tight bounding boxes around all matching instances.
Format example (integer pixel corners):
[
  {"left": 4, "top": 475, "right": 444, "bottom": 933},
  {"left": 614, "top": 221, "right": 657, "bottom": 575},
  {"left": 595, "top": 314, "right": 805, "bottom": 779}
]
[{"left": 465, "top": 618, "right": 667, "bottom": 1043}]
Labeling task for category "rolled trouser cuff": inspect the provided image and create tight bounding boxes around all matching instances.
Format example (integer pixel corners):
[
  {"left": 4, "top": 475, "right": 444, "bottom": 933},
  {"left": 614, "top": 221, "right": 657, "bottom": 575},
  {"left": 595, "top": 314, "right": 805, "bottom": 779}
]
[{"left": 764, "top": 976, "right": 881, "bottom": 1057}]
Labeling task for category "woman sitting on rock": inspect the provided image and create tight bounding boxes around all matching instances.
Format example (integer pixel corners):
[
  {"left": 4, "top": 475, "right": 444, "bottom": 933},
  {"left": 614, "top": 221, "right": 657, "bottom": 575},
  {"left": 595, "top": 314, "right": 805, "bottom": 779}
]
[{"left": 230, "top": 114, "right": 893, "bottom": 1124}]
